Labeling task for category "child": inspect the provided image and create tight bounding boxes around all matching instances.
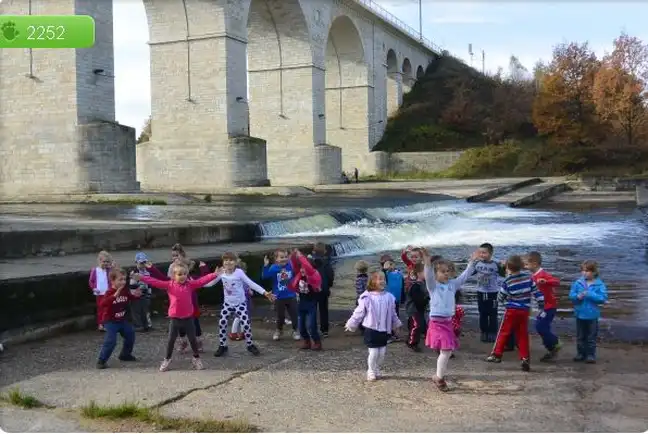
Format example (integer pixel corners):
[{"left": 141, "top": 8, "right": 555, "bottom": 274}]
[
  {"left": 524, "top": 251, "right": 561, "bottom": 361},
  {"left": 401, "top": 246, "right": 423, "bottom": 293},
  {"left": 262, "top": 250, "right": 300, "bottom": 341},
  {"left": 405, "top": 263, "right": 428, "bottom": 352},
  {"left": 289, "top": 249, "right": 323, "bottom": 350},
  {"left": 130, "top": 252, "right": 153, "bottom": 332},
  {"left": 379, "top": 253, "right": 393, "bottom": 280},
  {"left": 569, "top": 260, "right": 608, "bottom": 364},
  {"left": 230, "top": 260, "right": 253, "bottom": 341},
  {"left": 472, "top": 243, "right": 505, "bottom": 343},
  {"left": 487, "top": 255, "right": 544, "bottom": 372},
  {"left": 422, "top": 249, "right": 477, "bottom": 392},
  {"left": 133, "top": 262, "right": 219, "bottom": 371},
  {"left": 345, "top": 272, "right": 402, "bottom": 381},
  {"left": 168, "top": 243, "right": 186, "bottom": 276},
  {"left": 96, "top": 268, "right": 141, "bottom": 369},
  {"left": 311, "top": 242, "right": 335, "bottom": 338},
  {"left": 207, "top": 252, "right": 276, "bottom": 357},
  {"left": 354, "top": 260, "right": 370, "bottom": 304},
  {"left": 384, "top": 261, "right": 404, "bottom": 316},
  {"left": 89, "top": 251, "right": 114, "bottom": 332}
]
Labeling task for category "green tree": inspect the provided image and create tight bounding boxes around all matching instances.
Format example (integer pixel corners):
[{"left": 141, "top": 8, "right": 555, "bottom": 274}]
[{"left": 137, "top": 117, "right": 151, "bottom": 144}]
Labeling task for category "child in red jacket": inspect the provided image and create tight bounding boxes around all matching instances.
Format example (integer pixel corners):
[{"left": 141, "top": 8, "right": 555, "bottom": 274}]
[
  {"left": 525, "top": 251, "right": 561, "bottom": 361},
  {"left": 289, "top": 249, "right": 323, "bottom": 350}
]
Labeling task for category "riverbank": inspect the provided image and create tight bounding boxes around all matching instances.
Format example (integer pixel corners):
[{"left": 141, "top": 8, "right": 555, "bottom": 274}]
[{"left": 1, "top": 318, "right": 646, "bottom": 433}]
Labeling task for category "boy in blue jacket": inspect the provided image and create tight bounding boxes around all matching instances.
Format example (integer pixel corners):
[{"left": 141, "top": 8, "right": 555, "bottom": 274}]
[
  {"left": 262, "top": 250, "right": 300, "bottom": 341},
  {"left": 569, "top": 260, "right": 608, "bottom": 364}
]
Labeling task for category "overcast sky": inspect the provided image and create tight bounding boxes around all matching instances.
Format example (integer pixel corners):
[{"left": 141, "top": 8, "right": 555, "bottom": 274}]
[{"left": 113, "top": 0, "right": 648, "bottom": 134}]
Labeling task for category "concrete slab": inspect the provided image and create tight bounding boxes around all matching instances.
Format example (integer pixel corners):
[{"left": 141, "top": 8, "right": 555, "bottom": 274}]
[
  {"left": 0, "top": 406, "right": 87, "bottom": 433},
  {"left": 488, "top": 181, "right": 568, "bottom": 206}
]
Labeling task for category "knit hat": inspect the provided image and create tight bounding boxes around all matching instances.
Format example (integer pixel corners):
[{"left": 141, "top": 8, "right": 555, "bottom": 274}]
[{"left": 135, "top": 252, "right": 149, "bottom": 263}]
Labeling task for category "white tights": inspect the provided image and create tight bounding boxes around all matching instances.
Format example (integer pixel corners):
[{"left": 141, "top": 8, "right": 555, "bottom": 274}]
[
  {"left": 367, "top": 346, "right": 387, "bottom": 377},
  {"left": 436, "top": 350, "right": 452, "bottom": 379},
  {"left": 231, "top": 317, "right": 241, "bottom": 334}
]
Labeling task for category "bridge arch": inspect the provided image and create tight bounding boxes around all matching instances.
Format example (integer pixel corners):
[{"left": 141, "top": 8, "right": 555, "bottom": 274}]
[
  {"left": 385, "top": 48, "right": 401, "bottom": 118},
  {"left": 416, "top": 65, "right": 425, "bottom": 79},
  {"left": 246, "top": 0, "right": 314, "bottom": 184},
  {"left": 324, "top": 14, "right": 370, "bottom": 174},
  {"left": 386, "top": 49, "right": 398, "bottom": 73}
]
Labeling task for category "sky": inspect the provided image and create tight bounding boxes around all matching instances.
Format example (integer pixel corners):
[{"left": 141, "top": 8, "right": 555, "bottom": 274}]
[{"left": 113, "top": 0, "right": 648, "bottom": 134}]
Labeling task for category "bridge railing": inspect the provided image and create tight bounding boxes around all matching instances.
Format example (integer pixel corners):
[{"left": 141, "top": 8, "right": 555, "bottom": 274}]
[{"left": 351, "top": 0, "right": 443, "bottom": 53}]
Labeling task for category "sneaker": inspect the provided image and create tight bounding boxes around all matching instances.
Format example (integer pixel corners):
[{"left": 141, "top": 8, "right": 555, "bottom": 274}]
[
  {"left": 573, "top": 355, "right": 586, "bottom": 362},
  {"left": 159, "top": 359, "right": 171, "bottom": 372},
  {"left": 486, "top": 354, "right": 502, "bottom": 363},
  {"left": 386, "top": 338, "right": 394, "bottom": 344},
  {"left": 191, "top": 356, "right": 204, "bottom": 370},
  {"left": 118, "top": 354, "right": 137, "bottom": 362},
  {"left": 300, "top": 339, "right": 311, "bottom": 350},
  {"left": 272, "top": 330, "right": 281, "bottom": 341},
  {"left": 585, "top": 356, "right": 596, "bottom": 364},
  {"left": 551, "top": 341, "right": 562, "bottom": 355},
  {"left": 96, "top": 360, "right": 107, "bottom": 369},
  {"left": 179, "top": 338, "right": 188, "bottom": 354},
  {"left": 521, "top": 358, "right": 530, "bottom": 372},
  {"left": 540, "top": 352, "right": 555, "bottom": 362},
  {"left": 366, "top": 372, "right": 377, "bottom": 382},
  {"left": 285, "top": 319, "right": 292, "bottom": 326},
  {"left": 311, "top": 341, "right": 322, "bottom": 351},
  {"left": 247, "top": 344, "right": 260, "bottom": 356},
  {"left": 292, "top": 331, "right": 301, "bottom": 341},
  {"left": 321, "top": 332, "right": 329, "bottom": 338},
  {"left": 214, "top": 346, "right": 228, "bottom": 357}
]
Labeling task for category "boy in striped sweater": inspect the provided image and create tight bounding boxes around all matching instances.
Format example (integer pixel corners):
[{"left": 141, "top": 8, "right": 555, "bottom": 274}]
[{"left": 487, "top": 255, "right": 544, "bottom": 372}]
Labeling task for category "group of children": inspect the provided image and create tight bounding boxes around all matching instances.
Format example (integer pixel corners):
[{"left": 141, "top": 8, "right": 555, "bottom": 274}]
[
  {"left": 89, "top": 240, "right": 609, "bottom": 393},
  {"left": 89, "top": 243, "right": 335, "bottom": 371},
  {"left": 348, "top": 243, "right": 608, "bottom": 391}
]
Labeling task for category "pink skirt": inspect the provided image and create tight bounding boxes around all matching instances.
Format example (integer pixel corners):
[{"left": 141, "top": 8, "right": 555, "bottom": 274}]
[{"left": 425, "top": 317, "right": 459, "bottom": 351}]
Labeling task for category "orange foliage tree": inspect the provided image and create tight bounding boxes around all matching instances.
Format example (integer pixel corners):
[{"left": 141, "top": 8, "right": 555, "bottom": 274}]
[
  {"left": 592, "top": 33, "right": 648, "bottom": 146},
  {"left": 532, "top": 42, "right": 602, "bottom": 146}
]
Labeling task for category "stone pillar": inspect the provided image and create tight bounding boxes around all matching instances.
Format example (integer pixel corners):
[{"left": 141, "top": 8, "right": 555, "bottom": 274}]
[
  {"left": 0, "top": 0, "right": 138, "bottom": 197},
  {"left": 386, "top": 72, "right": 403, "bottom": 117},
  {"left": 136, "top": 0, "right": 269, "bottom": 192}
]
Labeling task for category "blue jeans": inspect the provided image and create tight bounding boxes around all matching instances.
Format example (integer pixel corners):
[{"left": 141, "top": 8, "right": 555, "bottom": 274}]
[
  {"left": 298, "top": 299, "right": 320, "bottom": 342},
  {"left": 576, "top": 318, "right": 598, "bottom": 359},
  {"left": 535, "top": 308, "right": 559, "bottom": 351},
  {"left": 99, "top": 321, "right": 135, "bottom": 362}
]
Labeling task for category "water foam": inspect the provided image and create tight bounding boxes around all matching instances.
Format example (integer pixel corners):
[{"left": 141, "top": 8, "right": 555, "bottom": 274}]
[{"left": 258, "top": 200, "right": 645, "bottom": 258}]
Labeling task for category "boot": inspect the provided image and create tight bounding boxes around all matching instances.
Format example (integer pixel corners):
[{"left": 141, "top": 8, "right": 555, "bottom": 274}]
[
  {"left": 311, "top": 341, "right": 322, "bottom": 351},
  {"left": 300, "top": 339, "right": 311, "bottom": 350}
]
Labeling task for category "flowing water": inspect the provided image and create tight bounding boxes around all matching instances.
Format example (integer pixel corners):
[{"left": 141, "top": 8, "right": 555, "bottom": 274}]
[{"left": 259, "top": 200, "right": 648, "bottom": 327}]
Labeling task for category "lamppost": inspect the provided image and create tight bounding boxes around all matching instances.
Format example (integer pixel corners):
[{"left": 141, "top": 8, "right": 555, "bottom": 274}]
[{"left": 418, "top": 0, "right": 422, "bottom": 41}]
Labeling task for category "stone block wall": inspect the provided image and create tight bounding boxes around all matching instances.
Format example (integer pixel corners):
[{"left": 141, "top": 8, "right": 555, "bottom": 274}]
[{"left": 383, "top": 151, "right": 465, "bottom": 173}]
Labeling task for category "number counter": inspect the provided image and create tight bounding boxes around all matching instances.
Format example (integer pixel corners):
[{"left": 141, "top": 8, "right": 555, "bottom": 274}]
[{"left": 0, "top": 15, "right": 95, "bottom": 49}]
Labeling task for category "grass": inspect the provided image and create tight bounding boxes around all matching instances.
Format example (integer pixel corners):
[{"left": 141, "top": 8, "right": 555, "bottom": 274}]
[
  {"left": 81, "top": 401, "right": 258, "bottom": 433},
  {"left": 1, "top": 388, "right": 45, "bottom": 409}
]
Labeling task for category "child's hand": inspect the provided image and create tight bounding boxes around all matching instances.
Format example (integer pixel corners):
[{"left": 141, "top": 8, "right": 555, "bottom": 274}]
[
  {"left": 344, "top": 325, "right": 356, "bottom": 333},
  {"left": 265, "top": 291, "right": 276, "bottom": 302},
  {"left": 470, "top": 251, "right": 480, "bottom": 261},
  {"left": 145, "top": 261, "right": 153, "bottom": 268},
  {"left": 578, "top": 291, "right": 586, "bottom": 300},
  {"left": 131, "top": 288, "right": 142, "bottom": 298},
  {"left": 263, "top": 255, "right": 270, "bottom": 266},
  {"left": 214, "top": 266, "right": 223, "bottom": 274},
  {"left": 199, "top": 261, "right": 206, "bottom": 267}
]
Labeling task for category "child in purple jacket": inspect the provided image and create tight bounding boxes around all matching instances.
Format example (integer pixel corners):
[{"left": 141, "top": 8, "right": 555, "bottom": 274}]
[{"left": 345, "top": 271, "right": 402, "bottom": 382}]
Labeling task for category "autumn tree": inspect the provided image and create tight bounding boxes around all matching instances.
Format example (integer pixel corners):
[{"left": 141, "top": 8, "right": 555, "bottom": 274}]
[
  {"left": 137, "top": 117, "right": 151, "bottom": 144},
  {"left": 592, "top": 32, "right": 648, "bottom": 146},
  {"left": 532, "top": 42, "right": 602, "bottom": 146}
]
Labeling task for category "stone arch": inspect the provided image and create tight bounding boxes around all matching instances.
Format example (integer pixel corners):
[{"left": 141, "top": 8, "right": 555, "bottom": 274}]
[
  {"left": 416, "top": 65, "right": 425, "bottom": 79},
  {"left": 246, "top": 0, "right": 314, "bottom": 184},
  {"left": 402, "top": 57, "right": 414, "bottom": 93},
  {"left": 324, "top": 14, "right": 371, "bottom": 175},
  {"left": 386, "top": 49, "right": 398, "bottom": 73}
]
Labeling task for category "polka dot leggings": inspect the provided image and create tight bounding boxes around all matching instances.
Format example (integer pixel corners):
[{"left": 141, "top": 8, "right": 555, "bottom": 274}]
[{"left": 219, "top": 302, "right": 252, "bottom": 347}]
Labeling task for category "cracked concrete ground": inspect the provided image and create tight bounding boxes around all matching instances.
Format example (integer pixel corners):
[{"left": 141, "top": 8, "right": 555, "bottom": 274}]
[{"left": 1, "top": 317, "right": 647, "bottom": 432}]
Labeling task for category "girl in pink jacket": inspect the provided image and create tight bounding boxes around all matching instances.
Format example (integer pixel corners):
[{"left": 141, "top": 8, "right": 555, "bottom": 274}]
[{"left": 133, "top": 262, "right": 218, "bottom": 372}]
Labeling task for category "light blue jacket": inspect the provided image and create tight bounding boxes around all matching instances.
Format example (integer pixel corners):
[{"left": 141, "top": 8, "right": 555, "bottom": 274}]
[
  {"left": 424, "top": 261, "right": 475, "bottom": 318},
  {"left": 569, "top": 277, "right": 608, "bottom": 320}
]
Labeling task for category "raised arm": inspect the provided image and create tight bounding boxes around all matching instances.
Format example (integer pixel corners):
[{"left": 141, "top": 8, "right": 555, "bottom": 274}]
[
  {"left": 453, "top": 261, "right": 477, "bottom": 288},
  {"left": 139, "top": 275, "right": 171, "bottom": 291},
  {"left": 202, "top": 274, "right": 222, "bottom": 288},
  {"left": 146, "top": 265, "right": 169, "bottom": 280},
  {"left": 401, "top": 248, "right": 414, "bottom": 268},
  {"left": 186, "top": 272, "right": 219, "bottom": 290},
  {"left": 424, "top": 264, "right": 436, "bottom": 295},
  {"left": 235, "top": 269, "right": 267, "bottom": 295}
]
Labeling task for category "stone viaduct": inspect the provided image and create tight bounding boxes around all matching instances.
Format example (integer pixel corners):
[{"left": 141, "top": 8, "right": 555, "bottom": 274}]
[{"left": 0, "top": 0, "right": 438, "bottom": 196}]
